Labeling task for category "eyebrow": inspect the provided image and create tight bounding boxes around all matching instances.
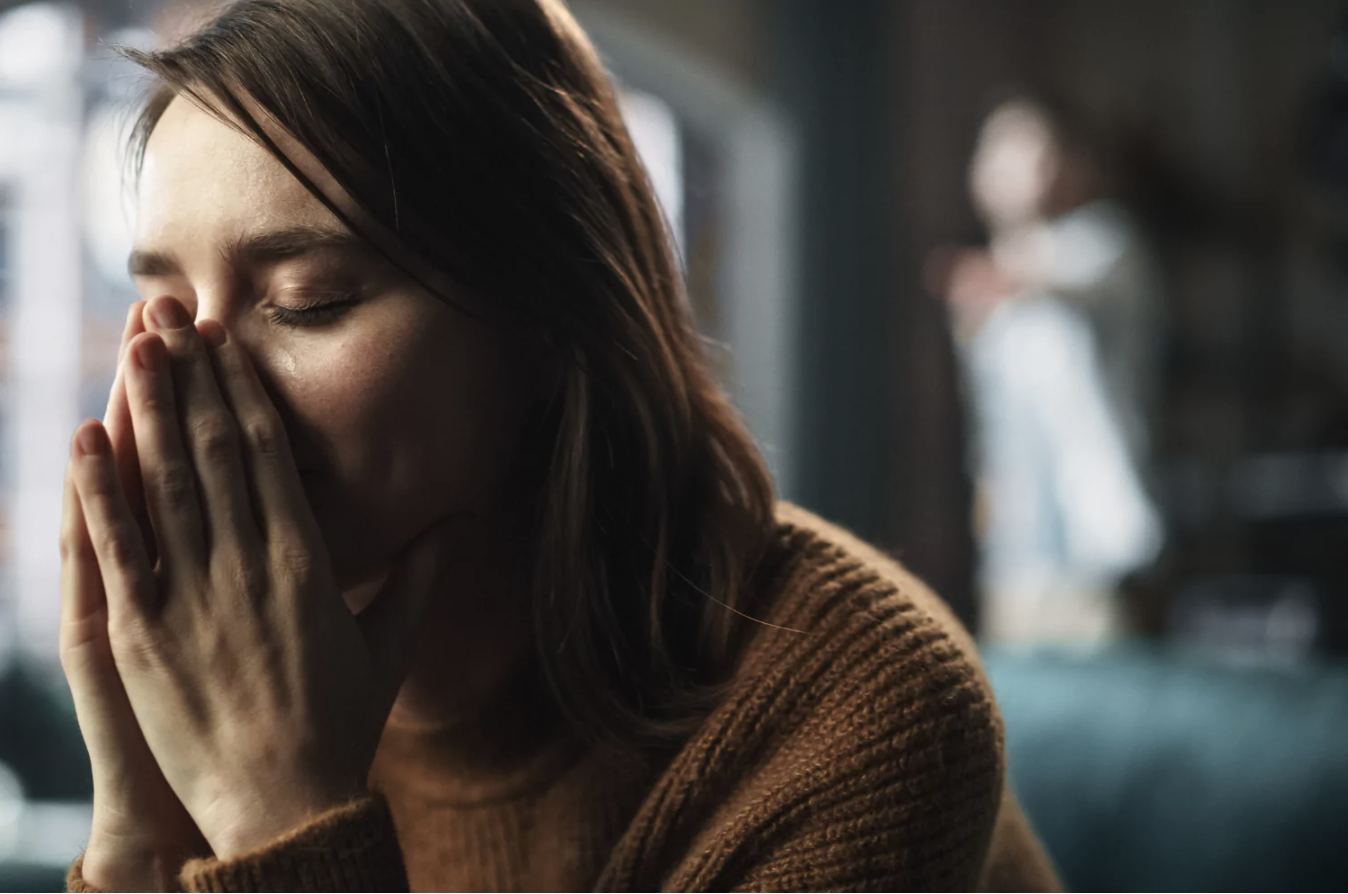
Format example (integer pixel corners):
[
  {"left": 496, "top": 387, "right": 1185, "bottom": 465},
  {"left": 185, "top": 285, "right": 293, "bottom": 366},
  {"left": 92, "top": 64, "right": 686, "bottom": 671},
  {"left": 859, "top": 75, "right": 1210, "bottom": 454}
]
[{"left": 127, "top": 225, "right": 368, "bottom": 278}]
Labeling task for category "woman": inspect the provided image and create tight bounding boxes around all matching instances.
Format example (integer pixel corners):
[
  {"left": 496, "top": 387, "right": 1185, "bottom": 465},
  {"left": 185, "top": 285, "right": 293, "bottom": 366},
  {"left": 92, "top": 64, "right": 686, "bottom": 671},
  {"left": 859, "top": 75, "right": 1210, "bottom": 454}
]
[
  {"left": 944, "top": 94, "right": 1162, "bottom": 642},
  {"left": 60, "top": 1, "right": 1058, "bottom": 890}
]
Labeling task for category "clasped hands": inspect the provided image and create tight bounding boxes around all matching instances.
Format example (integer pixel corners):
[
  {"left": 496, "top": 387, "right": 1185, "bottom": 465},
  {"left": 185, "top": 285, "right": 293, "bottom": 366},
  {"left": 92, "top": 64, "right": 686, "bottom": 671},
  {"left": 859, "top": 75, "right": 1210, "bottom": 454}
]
[{"left": 60, "top": 297, "right": 445, "bottom": 891}]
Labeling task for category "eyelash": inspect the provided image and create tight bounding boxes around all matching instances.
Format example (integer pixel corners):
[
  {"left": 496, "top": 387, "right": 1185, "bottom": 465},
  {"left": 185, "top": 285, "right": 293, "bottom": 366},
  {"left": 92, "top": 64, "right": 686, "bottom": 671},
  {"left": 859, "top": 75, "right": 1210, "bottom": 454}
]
[{"left": 265, "top": 293, "right": 360, "bottom": 328}]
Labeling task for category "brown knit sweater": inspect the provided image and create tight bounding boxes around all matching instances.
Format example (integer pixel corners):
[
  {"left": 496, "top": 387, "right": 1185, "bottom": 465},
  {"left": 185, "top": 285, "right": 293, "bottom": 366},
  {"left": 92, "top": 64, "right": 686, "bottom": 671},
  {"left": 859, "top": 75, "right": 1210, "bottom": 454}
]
[{"left": 70, "top": 503, "right": 1059, "bottom": 892}]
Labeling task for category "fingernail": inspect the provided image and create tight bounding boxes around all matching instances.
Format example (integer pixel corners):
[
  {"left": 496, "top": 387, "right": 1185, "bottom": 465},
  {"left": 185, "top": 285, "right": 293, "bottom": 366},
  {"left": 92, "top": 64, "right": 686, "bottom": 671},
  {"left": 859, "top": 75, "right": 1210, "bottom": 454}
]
[
  {"left": 148, "top": 297, "right": 190, "bottom": 330},
  {"left": 75, "top": 424, "right": 106, "bottom": 457},
  {"left": 133, "top": 338, "right": 164, "bottom": 373}
]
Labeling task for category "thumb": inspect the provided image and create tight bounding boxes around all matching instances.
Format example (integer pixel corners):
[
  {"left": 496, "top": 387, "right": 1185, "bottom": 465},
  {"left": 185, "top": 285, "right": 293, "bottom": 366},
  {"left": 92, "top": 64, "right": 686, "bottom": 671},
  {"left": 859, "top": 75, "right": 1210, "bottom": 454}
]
[{"left": 355, "top": 518, "right": 460, "bottom": 702}]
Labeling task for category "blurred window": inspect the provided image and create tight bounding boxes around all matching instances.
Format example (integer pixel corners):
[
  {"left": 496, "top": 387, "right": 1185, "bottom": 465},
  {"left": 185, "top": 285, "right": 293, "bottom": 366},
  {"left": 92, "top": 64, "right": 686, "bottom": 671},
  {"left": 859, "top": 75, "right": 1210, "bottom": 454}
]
[
  {"left": 0, "top": 187, "right": 11, "bottom": 307},
  {"left": 618, "top": 85, "right": 685, "bottom": 261},
  {"left": 0, "top": 1, "right": 90, "bottom": 665}
]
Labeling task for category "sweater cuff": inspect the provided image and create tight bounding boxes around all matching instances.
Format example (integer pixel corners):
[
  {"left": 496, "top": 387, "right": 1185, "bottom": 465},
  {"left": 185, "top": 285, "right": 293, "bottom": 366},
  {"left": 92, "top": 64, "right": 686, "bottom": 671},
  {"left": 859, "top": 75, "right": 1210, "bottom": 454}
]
[
  {"left": 179, "top": 794, "right": 408, "bottom": 893},
  {"left": 67, "top": 855, "right": 101, "bottom": 893}
]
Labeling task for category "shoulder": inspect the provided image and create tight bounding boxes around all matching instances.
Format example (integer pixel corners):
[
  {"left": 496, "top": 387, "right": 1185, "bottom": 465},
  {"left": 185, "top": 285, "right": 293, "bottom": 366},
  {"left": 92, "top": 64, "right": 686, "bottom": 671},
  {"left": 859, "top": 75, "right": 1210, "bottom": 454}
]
[
  {"left": 603, "top": 504, "right": 1007, "bottom": 891},
  {"left": 767, "top": 501, "right": 984, "bottom": 652},
  {"left": 749, "top": 502, "right": 999, "bottom": 733}
]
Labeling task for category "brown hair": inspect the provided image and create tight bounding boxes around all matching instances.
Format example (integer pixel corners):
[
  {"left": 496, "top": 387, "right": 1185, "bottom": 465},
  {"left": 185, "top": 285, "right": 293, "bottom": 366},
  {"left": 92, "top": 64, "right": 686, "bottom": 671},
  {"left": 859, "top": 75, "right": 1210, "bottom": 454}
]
[{"left": 122, "top": 0, "right": 776, "bottom": 746}]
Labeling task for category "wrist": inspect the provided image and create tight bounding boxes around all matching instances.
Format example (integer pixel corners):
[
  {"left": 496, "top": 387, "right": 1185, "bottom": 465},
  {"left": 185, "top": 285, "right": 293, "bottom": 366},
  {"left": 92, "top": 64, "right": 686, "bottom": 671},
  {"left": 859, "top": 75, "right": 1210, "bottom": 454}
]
[{"left": 203, "top": 784, "right": 365, "bottom": 861}]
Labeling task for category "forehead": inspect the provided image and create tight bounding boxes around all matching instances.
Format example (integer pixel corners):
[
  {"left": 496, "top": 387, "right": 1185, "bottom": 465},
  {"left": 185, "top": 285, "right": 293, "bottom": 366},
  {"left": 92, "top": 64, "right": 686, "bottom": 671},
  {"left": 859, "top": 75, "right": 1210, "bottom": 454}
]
[
  {"left": 982, "top": 106, "right": 1053, "bottom": 148},
  {"left": 137, "top": 96, "right": 339, "bottom": 245}
]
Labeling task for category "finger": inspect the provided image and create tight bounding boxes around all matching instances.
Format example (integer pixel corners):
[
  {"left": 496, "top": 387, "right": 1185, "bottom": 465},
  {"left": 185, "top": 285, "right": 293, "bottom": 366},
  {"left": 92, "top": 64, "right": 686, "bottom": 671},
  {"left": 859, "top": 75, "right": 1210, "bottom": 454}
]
[
  {"left": 142, "top": 296, "right": 262, "bottom": 560},
  {"left": 59, "top": 466, "right": 108, "bottom": 646},
  {"left": 117, "top": 300, "right": 147, "bottom": 366},
  {"left": 356, "top": 519, "right": 455, "bottom": 706},
  {"left": 106, "top": 300, "right": 147, "bottom": 458},
  {"left": 104, "top": 300, "right": 146, "bottom": 430},
  {"left": 70, "top": 420, "right": 158, "bottom": 621},
  {"left": 105, "top": 302, "right": 156, "bottom": 564},
  {"left": 197, "top": 320, "right": 321, "bottom": 549},
  {"left": 105, "top": 371, "right": 157, "bottom": 568},
  {"left": 59, "top": 464, "right": 153, "bottom": 784},
  {"left": 124, "top": 332, "right": 208, "bottom": 571}
]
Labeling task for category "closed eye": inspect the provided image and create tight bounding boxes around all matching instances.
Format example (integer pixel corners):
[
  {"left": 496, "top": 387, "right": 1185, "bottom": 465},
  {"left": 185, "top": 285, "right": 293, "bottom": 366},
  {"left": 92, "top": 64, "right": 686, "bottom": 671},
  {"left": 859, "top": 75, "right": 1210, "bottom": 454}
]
[{"left": 265, "top": 292, "right": 360, "bottom": 328}]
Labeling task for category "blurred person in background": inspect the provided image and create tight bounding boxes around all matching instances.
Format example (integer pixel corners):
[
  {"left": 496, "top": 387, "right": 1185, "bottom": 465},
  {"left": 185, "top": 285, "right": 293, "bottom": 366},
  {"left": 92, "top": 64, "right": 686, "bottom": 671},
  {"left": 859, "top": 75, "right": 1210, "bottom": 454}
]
[
  {"left": 57, "top": 1, "right": 1057, "bottom": 891},
  {"left": 933, "top": 94, "right": 1164, "bottom": 643}
]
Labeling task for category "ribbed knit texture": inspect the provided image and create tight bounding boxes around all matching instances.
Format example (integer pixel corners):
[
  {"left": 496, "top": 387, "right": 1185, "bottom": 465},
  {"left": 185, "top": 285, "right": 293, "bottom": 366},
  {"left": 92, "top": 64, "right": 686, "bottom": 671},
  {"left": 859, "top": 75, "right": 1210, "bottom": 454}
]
[
  {"left": 65, "top": 858, "right": 98, "bottom": 894},
  {"left": 68, "top": 503, "right": 1059, "bottom": 892},
  {"left": 179, "top": 796, "right": 407, "bottom": 892}
]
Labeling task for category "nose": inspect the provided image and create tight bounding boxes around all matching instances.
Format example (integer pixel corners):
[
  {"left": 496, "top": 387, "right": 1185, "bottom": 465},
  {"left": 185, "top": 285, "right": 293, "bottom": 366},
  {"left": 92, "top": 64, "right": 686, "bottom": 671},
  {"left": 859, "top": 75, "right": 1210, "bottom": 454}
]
[
  {"left": 147, "top": 294, "right": 322, "bottom": 478},
  {"left": 143, "top": 291, "right": 264, "bottom": 397}
]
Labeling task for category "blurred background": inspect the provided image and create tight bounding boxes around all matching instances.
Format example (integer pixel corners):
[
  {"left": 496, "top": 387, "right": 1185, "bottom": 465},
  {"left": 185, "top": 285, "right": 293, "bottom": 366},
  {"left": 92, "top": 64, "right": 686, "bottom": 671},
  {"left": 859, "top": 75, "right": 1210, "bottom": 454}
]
[{"left": 2, "top": 0, "right": 1348, "bottom": 890}]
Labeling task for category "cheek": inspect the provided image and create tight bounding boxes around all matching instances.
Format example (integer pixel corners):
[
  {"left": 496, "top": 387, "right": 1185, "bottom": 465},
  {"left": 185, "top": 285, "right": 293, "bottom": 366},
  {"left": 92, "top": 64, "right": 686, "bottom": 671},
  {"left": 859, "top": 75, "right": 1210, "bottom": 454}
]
[
  {"left": 275, "top": 321, "right": 533, "bottom": 545},
  {"left": 397, "top": 335, "right": 535, "bottom": 505}
]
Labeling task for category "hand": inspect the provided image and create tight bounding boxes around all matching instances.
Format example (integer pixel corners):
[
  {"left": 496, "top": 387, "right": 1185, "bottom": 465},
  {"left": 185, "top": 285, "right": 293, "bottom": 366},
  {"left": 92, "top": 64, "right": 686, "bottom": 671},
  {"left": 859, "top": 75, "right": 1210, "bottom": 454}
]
[
  {"left": 989, "top": 224, "right": 1053, "bottom": 291},
  {"left": 68, "top": 296, "right": 450, "bottom": 859},
  {"left": 927, "top": 247, "right": 1014, "bottom": 340},
  {"left": 61, "top": 301, "right": 207, "bottom": 891}
]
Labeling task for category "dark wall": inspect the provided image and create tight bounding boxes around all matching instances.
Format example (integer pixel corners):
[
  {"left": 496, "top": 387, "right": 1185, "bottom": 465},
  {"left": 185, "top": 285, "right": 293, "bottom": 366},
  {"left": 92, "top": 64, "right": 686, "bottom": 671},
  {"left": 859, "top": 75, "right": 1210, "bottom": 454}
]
[{"left": 770, "top": 0, "right": 978, "bottom": 626}]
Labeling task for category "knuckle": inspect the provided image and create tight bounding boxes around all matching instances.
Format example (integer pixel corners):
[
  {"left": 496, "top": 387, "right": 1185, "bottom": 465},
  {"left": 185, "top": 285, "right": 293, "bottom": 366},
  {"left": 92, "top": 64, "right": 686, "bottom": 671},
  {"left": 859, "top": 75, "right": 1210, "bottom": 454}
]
[
  {"left": 152, "top": 464, "right": 198, "bottom": 512},
  {"left": 140, "top": 390, "right": 175, "bottom": 416},
  {"left": 191, "top": 415, "right": 238, "bottom": 462},
  {"left": 271, "top": 536, "right": 317, "bottom": 582},
  {"left": 59, "top": 627, "right": 113, "bottom": 680},
  {"left": 95, "top": 521, "right": 142, "bottom": 571},
  {"left": 224, "top": 557, "right": 271, "bottom": 603},
  {"left": 58, "top": 529, "right": 81, "bottom": 563},
  {"left": 104, "top": 610, "right": 143, "bottom": 648},
  {"left": 57, "top": 642, "right": 82, "bottom": 678},
  {"left": 106, "top": 616, "right": 159, "bottom": 670},
  {"left": 58, "top": 644, "right": 92, "bottom": 685},
  {"left": 242, "top": 414, "right": 285, "bottom": 458}
]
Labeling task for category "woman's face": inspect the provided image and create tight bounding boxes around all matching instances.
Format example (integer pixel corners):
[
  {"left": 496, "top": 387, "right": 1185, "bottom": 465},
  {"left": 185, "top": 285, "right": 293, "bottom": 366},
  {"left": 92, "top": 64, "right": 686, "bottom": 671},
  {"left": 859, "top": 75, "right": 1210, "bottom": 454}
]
[
  {"left": 968, "top": 102, "right": 1062, "bottom": 229},
  {"left": 132, "top": 96, "right": 538, "bottom": 598}
]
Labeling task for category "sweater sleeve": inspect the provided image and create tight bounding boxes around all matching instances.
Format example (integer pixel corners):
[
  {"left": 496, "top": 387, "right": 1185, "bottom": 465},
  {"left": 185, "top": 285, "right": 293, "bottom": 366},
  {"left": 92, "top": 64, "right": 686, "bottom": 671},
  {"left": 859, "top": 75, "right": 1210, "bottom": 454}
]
[
  {"left": 66, "top": 856, "right": 99, "bottom": 893},
  {"left": 178, "top": 794, "right": 408, "bottom": 893}
]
